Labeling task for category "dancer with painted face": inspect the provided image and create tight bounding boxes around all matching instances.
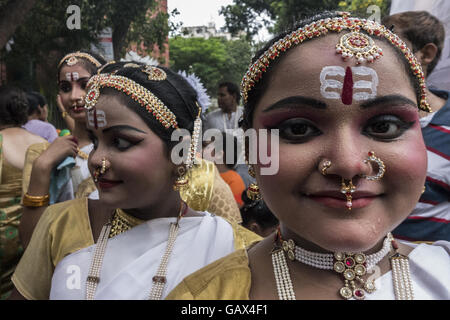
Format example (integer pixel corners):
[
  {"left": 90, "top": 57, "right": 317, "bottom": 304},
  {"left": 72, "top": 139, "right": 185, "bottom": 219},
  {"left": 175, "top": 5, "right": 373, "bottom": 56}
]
[
  {"left": 19, "top": 51, "right": 106, "bottom": 248},
  {"left": 167, "top": 11, "right": 450, "bottom": 300},
  {"left": 9, "top": 62, "right": 260, "bottom": 300}
]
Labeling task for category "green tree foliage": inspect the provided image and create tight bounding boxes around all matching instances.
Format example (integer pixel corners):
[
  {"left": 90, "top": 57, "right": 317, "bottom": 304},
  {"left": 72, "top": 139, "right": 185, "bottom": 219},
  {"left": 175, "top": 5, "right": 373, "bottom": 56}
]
[
  {"left": 220, "top": 0, "right": 391, "bottom": 39},
  {"left": 338, "top": 0, "right": 392, "bottom": 21},
  {"left": 169, "top": 36, "right": 253, "bottom": 98},
  {"left": 1, "top": 0, "right": 172, "bottom": 126}
]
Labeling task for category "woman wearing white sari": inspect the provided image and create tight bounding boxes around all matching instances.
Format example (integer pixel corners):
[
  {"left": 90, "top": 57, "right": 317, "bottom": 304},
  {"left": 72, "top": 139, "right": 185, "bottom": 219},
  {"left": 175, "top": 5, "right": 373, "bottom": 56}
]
[{"left": 10, "top": 62, "right": 260, "bottom": 300}]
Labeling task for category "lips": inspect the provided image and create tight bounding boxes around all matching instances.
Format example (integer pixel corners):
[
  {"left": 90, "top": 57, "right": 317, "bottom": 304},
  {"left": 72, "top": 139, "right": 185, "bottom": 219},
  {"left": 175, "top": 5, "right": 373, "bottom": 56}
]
[
  {"left": 70, "top": 105, "right": 85, "bottom": 113},
  {"left": 97, "top": 178, "right": 122, "bottom": 190},
  {"left": 305, "top": 190, "right": 379, "bottom": 210}
]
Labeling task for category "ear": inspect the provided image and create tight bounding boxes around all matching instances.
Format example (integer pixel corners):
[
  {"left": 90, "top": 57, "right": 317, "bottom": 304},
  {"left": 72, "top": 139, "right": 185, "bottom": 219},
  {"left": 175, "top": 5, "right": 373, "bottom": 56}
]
[
  {"left": 248, "top": 222, "right": 262, "bottom": 236},
  {"left": 415, "top": 43, "right": 438, "bottom": 73}
]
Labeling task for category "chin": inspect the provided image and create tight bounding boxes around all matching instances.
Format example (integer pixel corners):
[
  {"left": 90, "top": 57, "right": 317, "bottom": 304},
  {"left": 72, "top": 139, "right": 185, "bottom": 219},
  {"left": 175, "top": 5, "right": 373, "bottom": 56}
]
[{"left": 307, "top": 223, "right": 388, "bottom": 253}]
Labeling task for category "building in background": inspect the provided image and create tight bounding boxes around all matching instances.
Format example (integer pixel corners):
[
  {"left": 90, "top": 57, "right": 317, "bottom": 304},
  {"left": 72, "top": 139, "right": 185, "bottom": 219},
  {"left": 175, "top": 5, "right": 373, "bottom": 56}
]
[{"left": 180, "top": 22, "right": 244, "bottom": 40}]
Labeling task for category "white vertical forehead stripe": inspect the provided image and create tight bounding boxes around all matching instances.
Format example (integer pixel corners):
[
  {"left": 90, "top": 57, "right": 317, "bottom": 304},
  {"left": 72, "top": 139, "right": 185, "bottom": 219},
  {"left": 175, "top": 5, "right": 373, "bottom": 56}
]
[{"left": 320, "top": 66, "right": 378, "bottom": 101}]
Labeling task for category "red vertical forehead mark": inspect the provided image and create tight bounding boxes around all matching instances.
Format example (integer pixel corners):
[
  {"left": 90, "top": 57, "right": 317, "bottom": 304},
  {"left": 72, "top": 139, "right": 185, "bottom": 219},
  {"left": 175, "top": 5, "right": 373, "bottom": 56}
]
[
  {"left": 341, "top": 66, "right": 353, "bottom": 105},
  {"left": 93, "top": 109, "right": 98, "bottom": 129}
]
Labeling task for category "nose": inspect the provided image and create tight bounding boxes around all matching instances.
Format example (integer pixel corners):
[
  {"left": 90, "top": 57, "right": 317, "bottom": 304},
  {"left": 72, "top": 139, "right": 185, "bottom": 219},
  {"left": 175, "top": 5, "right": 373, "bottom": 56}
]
[
  {"left": 70, "top": 84, "right": 85, "bottom": 103},
  {"left": 321, "top": 130, "right": 372, "bottom": 181}
]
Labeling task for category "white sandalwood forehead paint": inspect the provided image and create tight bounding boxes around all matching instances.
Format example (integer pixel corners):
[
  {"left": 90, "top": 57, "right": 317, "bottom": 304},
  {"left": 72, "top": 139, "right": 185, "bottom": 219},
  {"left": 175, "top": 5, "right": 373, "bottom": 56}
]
[
  {"left": 87, "top": 109, "right": 107, "bottom": 128},
  {"left": 319, "top": 66, "right": 379, "bottom": 104},
  {"left": 65, "top": 72, "right": 80, "bottom": 82}
]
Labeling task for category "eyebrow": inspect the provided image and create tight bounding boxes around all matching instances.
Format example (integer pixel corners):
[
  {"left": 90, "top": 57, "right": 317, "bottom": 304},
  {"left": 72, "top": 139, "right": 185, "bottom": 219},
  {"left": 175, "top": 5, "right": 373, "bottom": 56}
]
[
  {"left": 360, "top": 95, "right": 417, "bottom": 109},
  {"left": 102, "top": 125, "right": 147, "bottom": 134},
  {"left": 58, "top": 77, "right": 90, "bottom": 83},
  {"left": 263, "top": 96, "right": 327, "bottom": 112}
]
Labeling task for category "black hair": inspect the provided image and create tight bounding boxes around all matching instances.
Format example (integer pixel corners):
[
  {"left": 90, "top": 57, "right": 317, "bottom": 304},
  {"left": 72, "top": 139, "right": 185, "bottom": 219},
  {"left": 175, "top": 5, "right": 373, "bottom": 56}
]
[
  {"left": 94, "top": 61, "right": 199, "bottom": 152},
  {"left": 0, "top": 86, "right": 29, "bottom": 126},
  {"left": 382, "top": 11, "right": 446, "bottom": 75},
  {"left": 240, "top": 190, "right": 279, "bottom": 230},
  {"left": 29, "top": 91, "right": 47, "bottom": 107},
  {"left": 26, "top": 92, "right": 40, "bottom": 116},
  {"left": 219, "top": 81, "right": 241, "bottom": 105},
  {"left": 242, "top": 11, "right": 423, "bottom": 130},
  {"left": 221, "top": 132, "right": 239, "bottom": 170},
  {"left": 57, "top": 50, "right": 107, "bottom": 81}
]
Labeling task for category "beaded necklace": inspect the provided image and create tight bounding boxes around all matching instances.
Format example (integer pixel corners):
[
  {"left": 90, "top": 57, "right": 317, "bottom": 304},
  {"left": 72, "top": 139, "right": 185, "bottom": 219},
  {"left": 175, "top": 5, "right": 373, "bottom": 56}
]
[
  {"left": 271, "top": 231, "right": 414, "bottom": 300},
  {"left": 85, "top": 202, "right": 188, "bottom": 300}
]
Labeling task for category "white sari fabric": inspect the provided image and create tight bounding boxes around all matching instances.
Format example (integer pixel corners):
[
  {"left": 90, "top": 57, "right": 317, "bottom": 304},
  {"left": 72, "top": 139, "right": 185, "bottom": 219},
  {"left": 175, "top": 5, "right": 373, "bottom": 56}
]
[
  {"left": 50, "top": 211, "right": 235, "bottom": 300},
  {"left": 364, "top": 241, "right": 450, "bottom": 300}
]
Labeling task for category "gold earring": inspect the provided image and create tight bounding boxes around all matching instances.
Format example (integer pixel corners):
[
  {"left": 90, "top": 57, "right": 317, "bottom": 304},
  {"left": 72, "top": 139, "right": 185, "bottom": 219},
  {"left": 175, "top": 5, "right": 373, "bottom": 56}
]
[
  {"left": 247, "top": 165, "right": 261, "bottom": 200},
  {"left": 173, "top": 166, "right": 189, "bottom": 191},
  {"left": 247, "top": 183, "right": 261, "bottom": 201}
]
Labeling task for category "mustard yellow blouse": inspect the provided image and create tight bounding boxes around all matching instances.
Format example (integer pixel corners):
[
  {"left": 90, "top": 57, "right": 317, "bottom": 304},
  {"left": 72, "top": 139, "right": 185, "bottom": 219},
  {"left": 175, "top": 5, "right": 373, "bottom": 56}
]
[
  {"left": 165, "top": 249, "right": 253, "bottom": 300},
  {"left": 11, "top": 198, "right": 260, "bottom": 300}
]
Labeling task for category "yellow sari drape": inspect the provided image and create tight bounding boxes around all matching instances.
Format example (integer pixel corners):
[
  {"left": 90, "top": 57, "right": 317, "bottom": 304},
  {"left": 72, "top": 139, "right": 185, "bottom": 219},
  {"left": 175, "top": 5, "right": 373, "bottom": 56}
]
[{"left": 0, "top": 134, "right": 24, "bottom": 299}]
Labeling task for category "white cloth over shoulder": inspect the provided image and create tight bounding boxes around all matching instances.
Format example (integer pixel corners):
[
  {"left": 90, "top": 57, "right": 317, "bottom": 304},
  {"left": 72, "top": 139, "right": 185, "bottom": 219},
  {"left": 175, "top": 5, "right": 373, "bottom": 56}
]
[
  {"left": 49, "top": 211, "right": 235, "bottom": 300},
  {"left": 365, "top": 241, "right": 450, "bottom": 300}
]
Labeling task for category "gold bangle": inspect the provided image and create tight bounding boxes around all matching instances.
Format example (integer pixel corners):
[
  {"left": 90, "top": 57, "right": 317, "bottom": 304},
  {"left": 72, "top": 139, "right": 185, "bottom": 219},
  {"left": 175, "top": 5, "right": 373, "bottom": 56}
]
[
  {"left": 62, "top": 111, "right": 68, "bottom": 119},
  {"left": 22, "top": 193, "right": 50, "bottom": 207}
]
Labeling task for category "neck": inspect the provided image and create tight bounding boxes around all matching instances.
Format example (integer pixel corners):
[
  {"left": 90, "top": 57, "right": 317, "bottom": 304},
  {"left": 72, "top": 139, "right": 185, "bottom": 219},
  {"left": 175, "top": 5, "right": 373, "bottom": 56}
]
[
  {"left": 279, "top": 224, "right": 386, "bottom": 255},
  {"left": 72, "top": 122, "right": 91, "bottom": 147},
  {"left": 422, "top": 87, "right": 446, "bottom": 116},
  {"left": 122, "top": 191, "right": 183, "bottom": 221}
]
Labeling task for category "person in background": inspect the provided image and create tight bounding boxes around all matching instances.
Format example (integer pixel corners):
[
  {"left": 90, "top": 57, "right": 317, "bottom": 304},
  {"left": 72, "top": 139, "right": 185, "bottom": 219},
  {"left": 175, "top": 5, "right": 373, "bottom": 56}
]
[
  {"left": 0, "top": 86, "right": 46, "bottom": 299},
  {"left": 205, "top": 82, "right": 253, "bottom": 188},
  {"left": 240, "top": 190, "right": 279, "bottom": 238},
  {"left": 23, "top": 92, "right": 58, "bottom": 143},
  {"left": 19, "top": 50, "right": 106, "bottom": 248},
  {"left": 382, "top": 11, "right": 449, "bottom": 243},
  {"left": 203, "top": 132, "right": 246, "bottom": 208},
  {"left": 9, "top": 62, "right": 260, "bottom": 300}
]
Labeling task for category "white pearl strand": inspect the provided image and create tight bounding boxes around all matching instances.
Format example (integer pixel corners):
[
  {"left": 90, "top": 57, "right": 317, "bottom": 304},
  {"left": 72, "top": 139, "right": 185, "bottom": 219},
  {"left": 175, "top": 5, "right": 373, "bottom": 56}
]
[
  {"left": 85, "top": 204, "right": 185, "bottom": 300},
  {"left": 294, "top": 233, "right": 393, "bottom": 270},
  {"left": 391, "top": 253, "right": 414, "bottom": 300},
  {"left": 272, "top": 249, "right": 296, "bottom": 300},
  {"left": 272, "top": 233, "right": 414, "bottom": 300},
  {"left": 86, "top": 222, "right": 112, "bottom": 300},
  {"left": 148, "top": 221, "right": 180, "bottom": 300}
]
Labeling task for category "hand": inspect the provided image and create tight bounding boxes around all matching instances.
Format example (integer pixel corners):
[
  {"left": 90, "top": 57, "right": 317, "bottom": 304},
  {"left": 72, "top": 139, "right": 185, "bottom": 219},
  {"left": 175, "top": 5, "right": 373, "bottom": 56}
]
[
  {"left": 35, "top": 135, "right": 79, "bottom": 171},
  {"left": 56, "top": 94, "right": 66, "bottom": 113}
]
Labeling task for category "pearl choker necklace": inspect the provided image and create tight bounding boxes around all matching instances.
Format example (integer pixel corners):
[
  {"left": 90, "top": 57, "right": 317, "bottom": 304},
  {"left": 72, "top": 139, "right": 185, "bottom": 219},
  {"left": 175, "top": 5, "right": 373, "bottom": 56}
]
[{"left": 272, "top": 232, "right": 414, "bottom": 300}]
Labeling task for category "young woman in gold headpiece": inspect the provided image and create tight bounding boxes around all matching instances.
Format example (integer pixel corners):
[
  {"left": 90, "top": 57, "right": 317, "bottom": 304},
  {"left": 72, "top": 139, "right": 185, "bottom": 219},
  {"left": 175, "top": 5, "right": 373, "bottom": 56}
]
[
  {"left": 19, "top": 51, "right": 106, "bottom": 248},
  {"left": 166, "top": 11, "right": 450, "bottom": 300},
  {"left": 9, "top": 62, "right": 260, "bottom": 300}
]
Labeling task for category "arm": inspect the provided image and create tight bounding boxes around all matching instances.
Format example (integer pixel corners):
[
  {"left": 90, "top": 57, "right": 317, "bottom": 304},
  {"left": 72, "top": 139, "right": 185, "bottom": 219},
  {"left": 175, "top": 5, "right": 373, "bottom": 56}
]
[
  {"left": 8, "top": 288, "right": 26, "bottom": 300},
  {"left": 19, "top": 136, "right": 78, "bottom": 248}
]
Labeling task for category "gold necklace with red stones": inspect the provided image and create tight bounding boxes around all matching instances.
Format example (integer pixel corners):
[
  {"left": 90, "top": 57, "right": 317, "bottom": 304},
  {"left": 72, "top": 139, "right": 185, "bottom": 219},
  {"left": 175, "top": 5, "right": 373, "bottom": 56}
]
[{"left": 271, "top": 231, "right": 414, "bottom": 300}]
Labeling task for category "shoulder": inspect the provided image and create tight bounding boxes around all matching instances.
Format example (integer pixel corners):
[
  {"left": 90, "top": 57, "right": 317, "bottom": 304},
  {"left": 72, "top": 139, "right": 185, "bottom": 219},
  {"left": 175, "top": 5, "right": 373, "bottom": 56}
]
[
  {"left": 205, "top": 109, "right": 222, "bottom": 119},
  {"left": 40, "top": 198, "right": 88, "bottom": 232},
  {"left": 166, "top": 249, "right": 251, "bottom": 300},
  {"left": 407, "top": 240, "right": 450, "bottom": 298},
  {"left": 26, "top": 141, "right": 50, "bottom": 155}
]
